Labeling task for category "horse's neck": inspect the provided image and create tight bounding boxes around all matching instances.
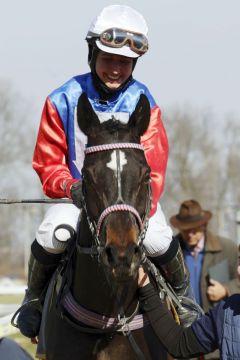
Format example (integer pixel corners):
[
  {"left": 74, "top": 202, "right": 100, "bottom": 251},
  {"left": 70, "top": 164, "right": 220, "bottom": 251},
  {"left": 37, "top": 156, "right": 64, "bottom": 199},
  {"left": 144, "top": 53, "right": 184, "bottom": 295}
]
[
  {"left": 71, "top": 213, "right": 138, "bottom": 317},
  {"left": 111, "top": 281, "right": 139, "bottom": 316}
]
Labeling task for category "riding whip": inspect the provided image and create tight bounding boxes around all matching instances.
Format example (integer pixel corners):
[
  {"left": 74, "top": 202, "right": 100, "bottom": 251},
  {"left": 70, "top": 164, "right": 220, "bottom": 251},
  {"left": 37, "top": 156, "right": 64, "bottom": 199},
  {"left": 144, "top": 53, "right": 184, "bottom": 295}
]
[{"left": 0, "top": 198, "right": 72, "bottom": 204}]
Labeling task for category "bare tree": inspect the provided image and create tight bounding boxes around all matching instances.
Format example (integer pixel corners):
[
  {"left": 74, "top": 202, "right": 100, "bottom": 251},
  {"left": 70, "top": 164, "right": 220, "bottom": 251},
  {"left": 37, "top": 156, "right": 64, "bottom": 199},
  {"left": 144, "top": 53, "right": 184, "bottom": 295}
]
[
  {"left": 222, "top": 117, "right": 240, "bottom": 206},
  {"left": 0, "top": 80, "right": 35, "bottom": 163},
  {"left": 161, "top": 106, "right": 240, "bottom": 239},
  {"left": 0, "top": 80, "right": 42, "bottom": 276}
]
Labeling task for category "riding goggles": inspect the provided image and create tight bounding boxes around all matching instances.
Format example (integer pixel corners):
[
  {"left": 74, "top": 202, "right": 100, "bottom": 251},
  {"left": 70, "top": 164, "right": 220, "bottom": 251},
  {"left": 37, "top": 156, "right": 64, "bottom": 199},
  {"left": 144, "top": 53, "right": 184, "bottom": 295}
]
[{"left": 99, "top": 28, "right": 148, "bottom": 55}]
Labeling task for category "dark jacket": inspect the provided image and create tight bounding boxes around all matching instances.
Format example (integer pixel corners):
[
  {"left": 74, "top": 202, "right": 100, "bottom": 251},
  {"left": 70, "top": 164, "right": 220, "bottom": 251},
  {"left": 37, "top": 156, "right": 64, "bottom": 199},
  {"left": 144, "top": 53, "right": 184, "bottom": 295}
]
[{"left": 177, "top": 231, "right": 240, "bottom": 312}]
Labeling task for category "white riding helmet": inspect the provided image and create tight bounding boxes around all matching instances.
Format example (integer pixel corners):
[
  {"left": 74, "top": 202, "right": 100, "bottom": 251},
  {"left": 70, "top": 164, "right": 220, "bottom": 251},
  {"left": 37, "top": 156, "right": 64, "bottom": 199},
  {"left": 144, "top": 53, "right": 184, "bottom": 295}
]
[{"left": 86, "top": 5, "right": 148, "bottom": 58}]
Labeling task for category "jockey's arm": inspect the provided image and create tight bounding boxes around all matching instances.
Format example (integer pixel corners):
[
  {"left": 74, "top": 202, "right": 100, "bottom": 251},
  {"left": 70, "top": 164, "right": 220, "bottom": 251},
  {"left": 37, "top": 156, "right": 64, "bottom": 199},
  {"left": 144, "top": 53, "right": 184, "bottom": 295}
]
[
  {"left": 32, "top": 97, "right": 78, "bottom": 199},
  {"left": 140, "top": 105, "right": 168, "bottom": 217}
]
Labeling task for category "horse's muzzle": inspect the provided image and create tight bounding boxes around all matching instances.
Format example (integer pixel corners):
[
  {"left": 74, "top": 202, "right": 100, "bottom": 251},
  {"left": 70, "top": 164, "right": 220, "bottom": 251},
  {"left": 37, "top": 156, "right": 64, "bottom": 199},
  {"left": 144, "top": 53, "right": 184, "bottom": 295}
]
[{"left": 102, "top": 243, "right": 142, "bottom": 280}]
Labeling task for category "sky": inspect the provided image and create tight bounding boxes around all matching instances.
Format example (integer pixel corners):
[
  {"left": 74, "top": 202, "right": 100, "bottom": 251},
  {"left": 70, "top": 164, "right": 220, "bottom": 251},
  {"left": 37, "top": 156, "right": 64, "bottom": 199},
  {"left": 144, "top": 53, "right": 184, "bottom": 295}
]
[{"left": 1, "top": 0, "right": 240, "bottom": 125}]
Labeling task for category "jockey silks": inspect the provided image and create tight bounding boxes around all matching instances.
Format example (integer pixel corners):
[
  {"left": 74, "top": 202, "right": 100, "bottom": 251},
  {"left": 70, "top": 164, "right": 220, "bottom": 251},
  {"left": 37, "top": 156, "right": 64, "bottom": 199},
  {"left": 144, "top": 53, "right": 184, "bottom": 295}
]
[{"left": 33, "top": 72, "right": 168, "bottom": 217}]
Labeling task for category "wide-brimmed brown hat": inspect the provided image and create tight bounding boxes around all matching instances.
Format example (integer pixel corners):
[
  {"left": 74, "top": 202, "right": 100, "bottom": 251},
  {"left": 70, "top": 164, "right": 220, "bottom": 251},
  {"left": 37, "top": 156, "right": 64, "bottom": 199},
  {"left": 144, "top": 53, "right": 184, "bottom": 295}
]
[{"left": 170, "top": 199, "right": 212, "bottom": 230}]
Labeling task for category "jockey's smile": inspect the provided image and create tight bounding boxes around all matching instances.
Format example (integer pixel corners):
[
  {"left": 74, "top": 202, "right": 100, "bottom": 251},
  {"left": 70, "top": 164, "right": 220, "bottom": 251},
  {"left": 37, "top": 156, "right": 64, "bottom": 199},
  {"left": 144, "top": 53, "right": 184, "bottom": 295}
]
[{"left": 95, "top": 51, "right": 133, "bottom": 90}]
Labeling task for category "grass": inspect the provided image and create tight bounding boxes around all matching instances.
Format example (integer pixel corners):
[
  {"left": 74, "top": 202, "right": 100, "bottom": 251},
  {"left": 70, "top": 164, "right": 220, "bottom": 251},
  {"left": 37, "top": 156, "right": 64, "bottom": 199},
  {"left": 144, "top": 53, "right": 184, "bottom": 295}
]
[{"left": 0, "top": 294, "right": 22, "bottom": 304}]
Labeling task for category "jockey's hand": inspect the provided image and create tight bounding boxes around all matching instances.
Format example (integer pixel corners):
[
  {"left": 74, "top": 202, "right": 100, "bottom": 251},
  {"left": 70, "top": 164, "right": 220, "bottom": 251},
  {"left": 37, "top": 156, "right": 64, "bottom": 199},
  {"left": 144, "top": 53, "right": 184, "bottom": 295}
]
[
  {"left": 207, "top": 278, "right": 228, "bottom": 302},
  {"left": 31, "top": 337, "right": 38, "bottom": 344},
  {"left": 138, "top": 267, "right": 150, "bottom": 288},
  {"left": 70, "top": 181, "right": 83, "bottom": 209}
]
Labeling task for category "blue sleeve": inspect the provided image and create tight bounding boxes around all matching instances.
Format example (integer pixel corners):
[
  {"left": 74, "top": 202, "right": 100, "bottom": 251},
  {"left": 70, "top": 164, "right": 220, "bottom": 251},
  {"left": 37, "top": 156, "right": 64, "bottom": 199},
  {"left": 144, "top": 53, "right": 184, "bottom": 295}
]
[{"left": 191, "top": 301, "right": 225, "bottom": 352}]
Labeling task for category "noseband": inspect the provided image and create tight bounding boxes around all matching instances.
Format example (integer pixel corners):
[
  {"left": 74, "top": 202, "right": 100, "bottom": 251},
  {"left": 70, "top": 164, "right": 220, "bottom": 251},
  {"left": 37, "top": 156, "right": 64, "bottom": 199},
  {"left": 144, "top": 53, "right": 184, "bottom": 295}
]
[{"left": 78, "top": 142, "right": 151, "bottom": 256}]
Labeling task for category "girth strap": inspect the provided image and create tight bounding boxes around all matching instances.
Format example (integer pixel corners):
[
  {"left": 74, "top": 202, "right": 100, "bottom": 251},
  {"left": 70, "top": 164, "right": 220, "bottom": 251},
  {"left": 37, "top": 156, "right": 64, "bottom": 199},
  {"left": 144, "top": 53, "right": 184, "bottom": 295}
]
[{"left": 62, "top": 290, "right": 149, "bottom": 332}]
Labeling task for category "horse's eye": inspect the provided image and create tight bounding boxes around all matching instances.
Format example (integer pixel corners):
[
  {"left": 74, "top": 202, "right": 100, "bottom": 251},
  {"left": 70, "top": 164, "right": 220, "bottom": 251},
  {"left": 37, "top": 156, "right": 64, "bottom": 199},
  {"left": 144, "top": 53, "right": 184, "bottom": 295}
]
[
  {"left": 144, "top": 171, "right": 151, "bottom": 184},
  {"left": 81, "top": 171, "right": 88, "bottom": 182},
  {"left": 82, "top": 169, "right": 93, "bottom": 182}
]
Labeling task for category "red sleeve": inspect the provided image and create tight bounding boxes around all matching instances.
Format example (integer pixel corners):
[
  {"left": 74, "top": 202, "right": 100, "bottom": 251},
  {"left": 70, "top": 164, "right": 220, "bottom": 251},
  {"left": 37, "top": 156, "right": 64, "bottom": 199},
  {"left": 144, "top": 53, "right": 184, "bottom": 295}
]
[
  {"left": 140, "top": 105, "right": 168, "bottom": 217},
  {"left": 32, "top": 97, "right": 78, "bottom": 198}
]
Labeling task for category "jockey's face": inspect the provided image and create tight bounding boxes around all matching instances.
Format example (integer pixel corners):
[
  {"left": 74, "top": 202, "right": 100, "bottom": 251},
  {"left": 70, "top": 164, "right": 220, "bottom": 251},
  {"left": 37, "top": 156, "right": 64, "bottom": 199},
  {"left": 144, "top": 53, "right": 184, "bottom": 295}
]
[
  {"left": 96, "top": 51, "right": 133, "bottom": 90},
  {"left": 180, "top": 226, "right": 205, "bottom": 248}
]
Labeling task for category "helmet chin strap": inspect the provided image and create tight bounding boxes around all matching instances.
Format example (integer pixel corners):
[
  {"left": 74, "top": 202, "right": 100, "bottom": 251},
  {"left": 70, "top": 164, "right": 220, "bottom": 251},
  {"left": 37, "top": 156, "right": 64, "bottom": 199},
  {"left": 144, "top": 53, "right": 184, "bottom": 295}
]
[{"left": 87, "top": 42, "right": 137, "bottom": 101}]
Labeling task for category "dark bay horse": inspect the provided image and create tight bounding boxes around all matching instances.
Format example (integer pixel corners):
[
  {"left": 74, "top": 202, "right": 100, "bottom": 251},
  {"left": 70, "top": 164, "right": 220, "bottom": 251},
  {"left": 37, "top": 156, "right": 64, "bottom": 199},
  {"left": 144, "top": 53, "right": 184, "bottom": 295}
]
[{"left": 36, "top": 93, "right": 167, "bottom": 360}]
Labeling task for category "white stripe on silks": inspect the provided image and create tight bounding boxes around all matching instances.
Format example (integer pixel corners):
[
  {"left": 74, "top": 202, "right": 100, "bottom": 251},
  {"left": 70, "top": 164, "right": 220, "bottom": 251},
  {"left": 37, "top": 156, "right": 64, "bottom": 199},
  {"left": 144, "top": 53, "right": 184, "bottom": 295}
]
[{"left": 72, "top": 106, "right": 87, "bottom": 173}]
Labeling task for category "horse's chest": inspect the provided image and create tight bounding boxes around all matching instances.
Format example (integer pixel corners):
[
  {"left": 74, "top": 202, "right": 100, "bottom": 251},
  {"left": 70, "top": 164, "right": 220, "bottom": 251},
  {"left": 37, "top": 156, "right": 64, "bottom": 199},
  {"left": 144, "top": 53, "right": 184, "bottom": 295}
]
[{"left": 95, "top": 332, "right": 152, "bottom": 360}]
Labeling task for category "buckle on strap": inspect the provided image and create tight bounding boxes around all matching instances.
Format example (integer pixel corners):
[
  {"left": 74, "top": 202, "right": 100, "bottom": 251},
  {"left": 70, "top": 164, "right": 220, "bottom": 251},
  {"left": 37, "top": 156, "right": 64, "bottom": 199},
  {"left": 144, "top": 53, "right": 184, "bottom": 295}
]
[
  {"left": 117, "top": 314, "right": 131, "bottom": 336},
  {"left": 62, "top": 290, "right": 148, "bottom": 332}
]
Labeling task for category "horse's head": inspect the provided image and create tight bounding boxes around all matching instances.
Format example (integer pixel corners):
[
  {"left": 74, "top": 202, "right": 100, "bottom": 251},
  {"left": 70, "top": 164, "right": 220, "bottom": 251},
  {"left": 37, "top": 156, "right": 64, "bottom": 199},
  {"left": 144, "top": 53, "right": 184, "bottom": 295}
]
[{"left": 77, "top": 93, "right": 151, "bottom": 282}]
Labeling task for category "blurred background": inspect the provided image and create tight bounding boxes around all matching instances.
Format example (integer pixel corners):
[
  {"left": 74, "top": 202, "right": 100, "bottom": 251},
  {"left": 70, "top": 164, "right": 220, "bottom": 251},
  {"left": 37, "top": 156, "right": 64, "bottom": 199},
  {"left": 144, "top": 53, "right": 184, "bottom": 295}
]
[{"left": 0, "top": 0, "right": 240, "bottom": 356}]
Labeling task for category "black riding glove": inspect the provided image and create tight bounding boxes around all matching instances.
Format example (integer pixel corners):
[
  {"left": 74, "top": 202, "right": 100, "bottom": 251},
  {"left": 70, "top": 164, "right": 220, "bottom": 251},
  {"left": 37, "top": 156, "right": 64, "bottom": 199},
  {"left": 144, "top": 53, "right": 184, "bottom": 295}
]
[{"left": 70, "top": 181, "right": 83, "bottom": 209}]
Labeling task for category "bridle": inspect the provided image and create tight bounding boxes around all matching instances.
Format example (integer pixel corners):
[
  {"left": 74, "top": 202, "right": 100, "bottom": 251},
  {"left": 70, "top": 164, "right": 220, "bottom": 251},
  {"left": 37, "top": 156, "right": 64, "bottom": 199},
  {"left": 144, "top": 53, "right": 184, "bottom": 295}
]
[
  {"left": 65, "top": 142, "right": 152, "bottom": 359},
  {"left": 78, "top": 142, "right": 152, "bottom": 256},
  {"left": 77, "top": 142, "right": 152, "bottom": 359}
]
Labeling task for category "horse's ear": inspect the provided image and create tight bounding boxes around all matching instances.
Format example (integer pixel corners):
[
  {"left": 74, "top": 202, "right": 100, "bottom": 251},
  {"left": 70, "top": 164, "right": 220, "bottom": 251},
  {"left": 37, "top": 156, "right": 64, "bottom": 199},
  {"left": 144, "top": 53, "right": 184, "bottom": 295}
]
[
  {"left": 77, "top": 92, "right": 100, "bottom": 136},
  {"left": 128, "top": 94, "right": 151, "bottom": 136}
]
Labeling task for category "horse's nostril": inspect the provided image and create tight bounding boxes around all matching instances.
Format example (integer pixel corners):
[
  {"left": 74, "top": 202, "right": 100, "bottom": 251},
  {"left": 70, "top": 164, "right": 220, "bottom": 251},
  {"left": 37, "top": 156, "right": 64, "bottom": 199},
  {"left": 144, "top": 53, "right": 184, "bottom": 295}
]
[
  {"left": 133, "top": 245, "right": 141, "bottom": 256},
  {"left": 105, "top": 245, "right": 115, "bottom": 265},
  {"left": 105, "top": 244, "right": 141, "bottom": 269}
]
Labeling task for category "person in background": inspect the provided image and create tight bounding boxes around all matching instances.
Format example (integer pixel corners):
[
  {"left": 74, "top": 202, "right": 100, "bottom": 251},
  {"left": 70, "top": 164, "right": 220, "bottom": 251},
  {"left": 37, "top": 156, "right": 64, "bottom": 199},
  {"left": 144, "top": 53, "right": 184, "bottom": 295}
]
[
  {"left": 169, "top": 199, "right": 240, "bottom": 360},
  {"left": 16, "top": 4, "right": 190, "bottom": 339},
  {"left": 138, "top": 266, "right": 240, "bottom": 360},
  {"left": 237, "top": 244, "right": 240, "bottom": 279}
]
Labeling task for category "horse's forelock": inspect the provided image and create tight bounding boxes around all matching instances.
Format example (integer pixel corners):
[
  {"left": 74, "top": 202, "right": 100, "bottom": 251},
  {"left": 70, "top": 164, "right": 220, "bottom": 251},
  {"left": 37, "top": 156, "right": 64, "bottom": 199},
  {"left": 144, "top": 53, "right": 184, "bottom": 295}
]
[{"left": 102, "top": 118, "right": 127, "bottom": 132}]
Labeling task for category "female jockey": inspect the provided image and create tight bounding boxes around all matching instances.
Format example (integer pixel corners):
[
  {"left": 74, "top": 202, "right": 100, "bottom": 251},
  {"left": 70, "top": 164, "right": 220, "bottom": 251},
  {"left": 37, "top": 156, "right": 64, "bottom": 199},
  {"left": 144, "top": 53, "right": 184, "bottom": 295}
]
[{"left": 17, "top": 4, "right": 189, "bottom": 338}]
